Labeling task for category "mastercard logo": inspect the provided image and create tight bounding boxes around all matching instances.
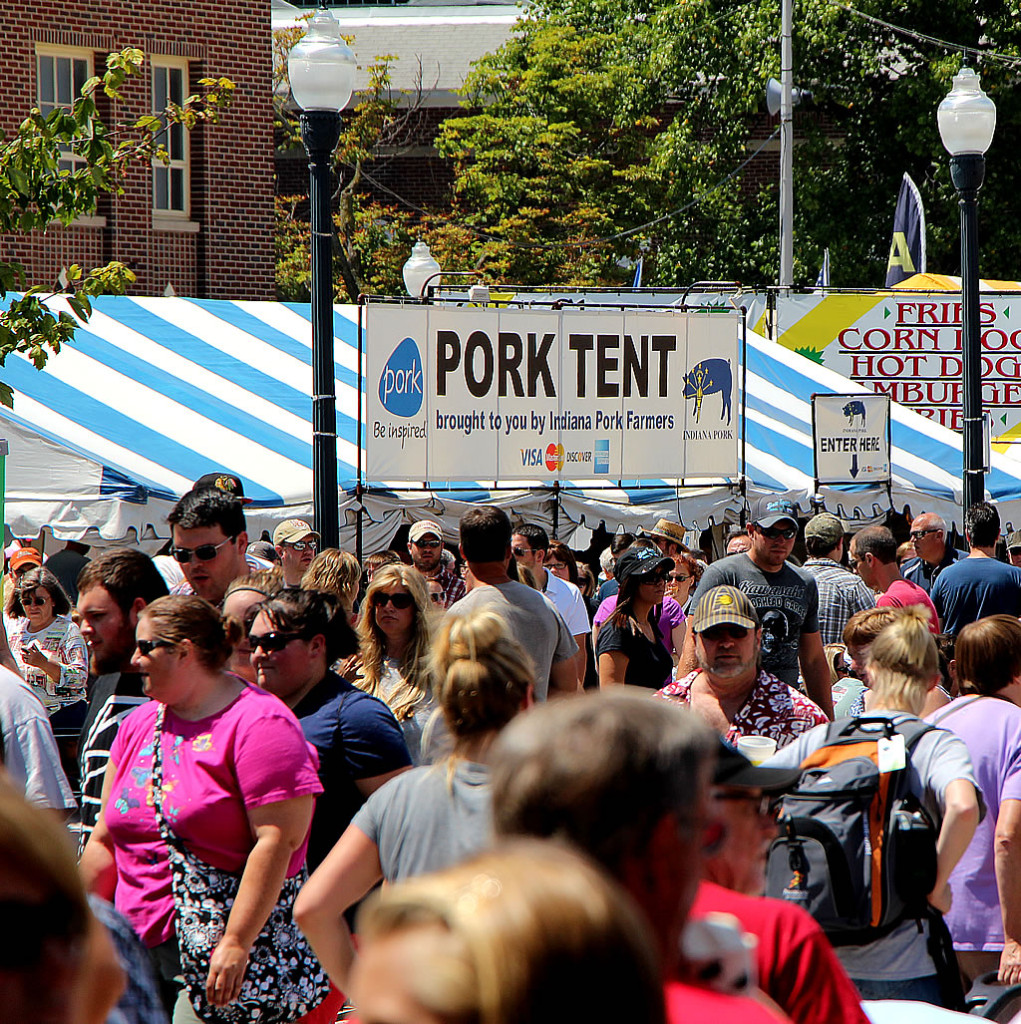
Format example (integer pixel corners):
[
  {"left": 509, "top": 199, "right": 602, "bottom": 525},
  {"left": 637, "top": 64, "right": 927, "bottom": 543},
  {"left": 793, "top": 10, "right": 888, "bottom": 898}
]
[{"left": 545, "top": 443, "right": 565, "bottom": 471}]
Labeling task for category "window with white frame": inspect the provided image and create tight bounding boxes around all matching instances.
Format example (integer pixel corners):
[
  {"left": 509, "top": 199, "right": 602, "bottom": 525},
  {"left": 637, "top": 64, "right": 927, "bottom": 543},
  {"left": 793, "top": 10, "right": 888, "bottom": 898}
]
[
  {"left": 152, "top": 58, "right": 190, "bottom": 215},
  {"left": 36, "top": 47, "right": 93, "bottom": 174}
]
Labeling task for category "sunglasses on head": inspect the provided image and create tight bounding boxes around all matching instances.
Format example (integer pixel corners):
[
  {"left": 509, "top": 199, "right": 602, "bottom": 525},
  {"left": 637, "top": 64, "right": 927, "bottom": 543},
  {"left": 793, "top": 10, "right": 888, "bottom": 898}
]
[
  {"left": 373, "top": 592, "right": 415, "bottom": 610},
  {"left": 172, "top": 536, "right": 236, "bottom": 564},
  {"left": 136, "top": 638, "right": 176, "bottom": 656},
  {"left": 247, "top": 631, "right": 305, "bottom": 654},
  {"left": 759, "top": 525, "right": 797, "bottom": 540}
]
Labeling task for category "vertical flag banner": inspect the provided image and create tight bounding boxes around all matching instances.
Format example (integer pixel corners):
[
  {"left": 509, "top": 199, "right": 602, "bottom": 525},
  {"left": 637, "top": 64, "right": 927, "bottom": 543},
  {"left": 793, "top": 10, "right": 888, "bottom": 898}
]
[
  {"left": 885, "top": 173, "right": 927, "bottom": 287},
  {"left": 815, "top": 248, "right": 831, "bottom": 290}
]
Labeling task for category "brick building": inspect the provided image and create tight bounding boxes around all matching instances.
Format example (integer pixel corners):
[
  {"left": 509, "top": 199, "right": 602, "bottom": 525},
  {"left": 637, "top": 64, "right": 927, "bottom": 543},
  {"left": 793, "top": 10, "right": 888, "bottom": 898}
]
[{"left": 0, "top": 1, "right": 275, "bottom": 299}]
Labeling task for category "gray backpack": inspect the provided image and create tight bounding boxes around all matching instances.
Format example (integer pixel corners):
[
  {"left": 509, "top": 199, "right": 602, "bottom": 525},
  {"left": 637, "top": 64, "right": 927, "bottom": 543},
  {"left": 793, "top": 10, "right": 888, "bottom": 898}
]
[{"left": 764, "top": 715, "right": 938, "bottom": 945}]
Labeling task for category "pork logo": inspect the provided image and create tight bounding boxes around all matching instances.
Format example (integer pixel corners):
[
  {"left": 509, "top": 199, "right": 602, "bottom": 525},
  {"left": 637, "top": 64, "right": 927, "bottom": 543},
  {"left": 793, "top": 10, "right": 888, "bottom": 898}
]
[{"left": 379, "top": 337, "right": 424, "bottom": 417}]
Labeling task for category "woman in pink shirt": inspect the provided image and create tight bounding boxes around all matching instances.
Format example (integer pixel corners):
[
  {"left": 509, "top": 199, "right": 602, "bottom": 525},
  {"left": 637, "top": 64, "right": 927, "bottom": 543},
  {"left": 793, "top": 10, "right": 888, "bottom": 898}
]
[{"left": 81, "top": 595, "right": 323, "bottom": 1024}]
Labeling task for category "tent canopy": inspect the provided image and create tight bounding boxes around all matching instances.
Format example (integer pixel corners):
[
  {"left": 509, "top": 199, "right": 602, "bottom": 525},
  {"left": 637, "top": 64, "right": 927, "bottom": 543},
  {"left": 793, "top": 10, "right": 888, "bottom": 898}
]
[{"left": 1, "top": 296, "right": 1019, "bottom": 545}]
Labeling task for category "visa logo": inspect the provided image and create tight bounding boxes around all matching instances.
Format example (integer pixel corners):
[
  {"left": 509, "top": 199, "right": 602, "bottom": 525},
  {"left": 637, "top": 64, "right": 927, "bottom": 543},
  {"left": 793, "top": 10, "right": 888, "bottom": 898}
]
[
  {"left": 379, "top": 337, "right": 424, "bottom": 417},
  {"left": 520, "top": 447, "right": 544, "bottom": 467}
]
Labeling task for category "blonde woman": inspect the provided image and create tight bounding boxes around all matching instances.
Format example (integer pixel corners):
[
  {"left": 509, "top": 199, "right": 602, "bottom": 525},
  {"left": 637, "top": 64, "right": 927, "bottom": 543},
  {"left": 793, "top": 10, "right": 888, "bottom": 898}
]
[
  {"left": 348, "top": 841, "right": 665, "bottom": 1024},
  {"left": 295, "top": 610, "right": 533, "bottom": 993},
  {"left": 356, "top": 564, "right": 436, "bottom": 764},
  {"left": 302, "top": 548, "right": 361, "bottom": 624},
  {"left": 768, "top": 607, "right": 980, "bottom": 1004}
]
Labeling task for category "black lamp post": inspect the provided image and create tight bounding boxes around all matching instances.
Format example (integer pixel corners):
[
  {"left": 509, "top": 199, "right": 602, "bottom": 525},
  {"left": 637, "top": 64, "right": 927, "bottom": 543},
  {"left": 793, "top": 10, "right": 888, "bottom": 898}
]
[
  {"left": 938, "top": 67, "right": 996, "bottom": 516},
  {"left": 288, "top": 6, "right": 355, "bottom": 549}
]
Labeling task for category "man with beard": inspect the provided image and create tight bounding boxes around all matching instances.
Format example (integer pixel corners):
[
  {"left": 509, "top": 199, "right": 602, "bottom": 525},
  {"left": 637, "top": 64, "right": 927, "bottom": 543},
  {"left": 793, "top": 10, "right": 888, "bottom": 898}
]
[
  {"left": 679, "top": 497, "right": 832, "bottom": 718},
  {"left": 659, "top": 585, "right": 826, "bottom": 749},
  {"left": 76, "top": 550, "right": 168, "bottom": 849}
]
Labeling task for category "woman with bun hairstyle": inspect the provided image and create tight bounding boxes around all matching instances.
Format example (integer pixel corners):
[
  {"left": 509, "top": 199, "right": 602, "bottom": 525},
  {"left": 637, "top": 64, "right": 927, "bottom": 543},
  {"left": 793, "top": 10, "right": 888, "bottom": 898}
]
[
  {"left": 769, "top": 607, "right": 980, "bottom": 1005},
  {"left": 350, "top": 841, "right": 666, "bottom": 1024},
  {"left": 295, "top": 608, "right": 533, "bottom": 993},
  {"left": 81, "top": 595, "right": 324, "bottom": 1023}
]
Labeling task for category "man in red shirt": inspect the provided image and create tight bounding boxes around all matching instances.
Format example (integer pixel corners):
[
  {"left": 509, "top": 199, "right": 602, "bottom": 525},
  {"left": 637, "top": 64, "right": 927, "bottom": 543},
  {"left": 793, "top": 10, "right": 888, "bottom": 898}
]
[{"left": 850, "top": 525, "right": 940, "bottom": 633}]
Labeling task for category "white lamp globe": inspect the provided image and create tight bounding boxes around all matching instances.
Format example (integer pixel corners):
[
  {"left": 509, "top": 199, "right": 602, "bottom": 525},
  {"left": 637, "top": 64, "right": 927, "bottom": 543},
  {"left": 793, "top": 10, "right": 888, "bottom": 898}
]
[
  {"left": 288, "top": 8, "right": 356, "bottom": 113},
  {"left": 937, "top": 67, "right": 996, "bottom": 156},
  {"left": 403, "top": 241, "right": 442, "bottom": 298}
]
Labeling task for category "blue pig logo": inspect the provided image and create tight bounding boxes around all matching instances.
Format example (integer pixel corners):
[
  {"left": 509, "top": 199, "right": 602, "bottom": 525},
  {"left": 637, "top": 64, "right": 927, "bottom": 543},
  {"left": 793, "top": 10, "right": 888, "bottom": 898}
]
[
  {"left": 683, "top": 358, "right": 732, "bottom": 424},
  {"left": 379, "top": 337, "right": 424, "bottom": 417},
  {"left": 843, "top": 400, "right": 866, "bottom": 427}
]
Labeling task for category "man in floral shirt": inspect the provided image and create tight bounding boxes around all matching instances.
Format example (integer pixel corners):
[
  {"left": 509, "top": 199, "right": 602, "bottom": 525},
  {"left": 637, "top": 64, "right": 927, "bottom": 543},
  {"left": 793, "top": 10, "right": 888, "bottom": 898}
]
[{"left": 659, "top": 585, "right": 826, "bottom": 750}]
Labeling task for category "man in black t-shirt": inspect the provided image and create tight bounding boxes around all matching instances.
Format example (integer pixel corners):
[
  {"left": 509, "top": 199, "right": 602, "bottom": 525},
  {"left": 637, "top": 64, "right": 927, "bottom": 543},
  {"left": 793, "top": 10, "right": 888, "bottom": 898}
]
[{"left": 678, "top": 497, "right": 832, "bottom": 718}]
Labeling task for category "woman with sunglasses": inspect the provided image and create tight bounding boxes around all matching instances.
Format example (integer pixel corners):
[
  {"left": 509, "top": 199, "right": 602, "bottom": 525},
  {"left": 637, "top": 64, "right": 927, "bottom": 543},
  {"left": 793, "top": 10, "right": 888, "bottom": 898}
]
[
  {"left": 355, "top": 564, "right": 437, "bottom": 765},
  {"left": 595, "top": 548, "right": 676, "bottom": 689},
  {"left": 81, "top": 595, "right": 324, "bottom": 1024},
  {"left": 295, "top": 609, "right": 534, "bottom": 993},
  {"left": 5, "top": 566, "right": 87, "bottom": 714},
  {"left": 667, "top": 552, "right": 699, "bottom": 613}
]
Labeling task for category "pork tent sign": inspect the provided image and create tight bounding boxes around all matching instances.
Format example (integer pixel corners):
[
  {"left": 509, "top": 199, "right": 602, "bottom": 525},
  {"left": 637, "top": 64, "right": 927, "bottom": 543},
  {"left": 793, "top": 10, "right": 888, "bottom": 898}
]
[{"left": 365, "top": 305, "right": 740, "bottom": 482}]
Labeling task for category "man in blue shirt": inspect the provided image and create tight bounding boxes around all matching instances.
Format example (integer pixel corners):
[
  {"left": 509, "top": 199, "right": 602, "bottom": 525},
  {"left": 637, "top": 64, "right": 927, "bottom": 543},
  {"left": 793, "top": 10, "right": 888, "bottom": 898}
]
[
  {"left": 931, "top": 502, "right": 1021, "bottom": 637},
  {"left": 902, "top": 512, "right": 964, "bottom": 594}
]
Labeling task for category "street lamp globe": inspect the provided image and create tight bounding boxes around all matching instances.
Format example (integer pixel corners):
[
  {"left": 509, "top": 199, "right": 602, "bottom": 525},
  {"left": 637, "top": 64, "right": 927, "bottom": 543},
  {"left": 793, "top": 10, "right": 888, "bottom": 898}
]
[
  {"left": 937, "top": 67, "right": 996, "bottom": 156},
  {"left": 403, "top": 241, "right": 442, "bottom": 299},
  {"left": 287, "top": 7, "right": 356, "bottom": 112}
]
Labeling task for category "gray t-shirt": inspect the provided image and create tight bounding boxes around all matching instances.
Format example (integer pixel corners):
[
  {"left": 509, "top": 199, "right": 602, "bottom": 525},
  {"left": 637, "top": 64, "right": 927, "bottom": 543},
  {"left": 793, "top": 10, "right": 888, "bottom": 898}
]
[
  {"left": 448, "top": 581, "right": 578, "bottom": 701},
  {"left": 768, "top": 711, "right": 979, "bottom": 982},
  {"left": 351, "top": 760, "right": 491, "bottom": 883},
  {"left": 691, "top": 553, "right": 820, "bottom": 687}
]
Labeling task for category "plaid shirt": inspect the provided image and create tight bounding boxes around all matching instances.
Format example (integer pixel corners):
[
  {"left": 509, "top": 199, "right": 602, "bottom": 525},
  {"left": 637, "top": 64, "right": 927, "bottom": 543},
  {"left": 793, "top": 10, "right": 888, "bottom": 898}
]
[
  {"left": 658, "top": 669, "right": 828, "bottom": 749},
  {"left": 429, "top": 566, "right": 466, "bottom": 609},
  {"left": 802, "top": 557, "right": 876, "bottom": 645}
]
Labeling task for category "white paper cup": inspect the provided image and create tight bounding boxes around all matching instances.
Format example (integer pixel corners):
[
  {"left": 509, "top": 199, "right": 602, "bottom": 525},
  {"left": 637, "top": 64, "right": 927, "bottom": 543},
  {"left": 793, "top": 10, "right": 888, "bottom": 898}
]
[{"left": 736, "top": 735, "right": 777, "bottom": 765}]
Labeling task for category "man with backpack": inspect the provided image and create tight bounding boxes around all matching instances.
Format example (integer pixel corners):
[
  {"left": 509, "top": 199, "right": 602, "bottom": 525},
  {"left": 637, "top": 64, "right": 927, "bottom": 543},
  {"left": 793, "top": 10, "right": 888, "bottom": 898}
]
[{"left": 764, "top": 608, "right": 981, "bottom": 1006}]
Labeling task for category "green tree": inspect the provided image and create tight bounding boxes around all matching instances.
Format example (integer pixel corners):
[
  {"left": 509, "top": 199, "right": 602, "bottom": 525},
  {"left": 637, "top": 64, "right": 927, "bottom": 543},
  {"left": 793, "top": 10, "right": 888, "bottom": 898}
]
[
  {"left": 0, "top": 48, "right": 234, "bottom": 404},
  {"left": 431, "top": 0, "right": 1021, "bottom": 289}
]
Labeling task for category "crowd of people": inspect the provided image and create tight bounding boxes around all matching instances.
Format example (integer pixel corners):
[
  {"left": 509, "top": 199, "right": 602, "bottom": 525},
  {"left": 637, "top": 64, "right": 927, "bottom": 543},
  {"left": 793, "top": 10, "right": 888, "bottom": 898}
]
[{"left": 4, "top": 471, "right": 1021, "bottom": 1023}]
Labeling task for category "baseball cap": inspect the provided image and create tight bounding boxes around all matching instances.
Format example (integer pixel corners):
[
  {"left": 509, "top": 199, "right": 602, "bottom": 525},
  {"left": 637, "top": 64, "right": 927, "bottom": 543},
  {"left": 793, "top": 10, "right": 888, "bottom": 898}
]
[
  {"left": 193, "top": 471, "right": 252, "bottom": 505},
  {"left": 409, "top": 519, "right": 444, "bottom": 544},
  {"left": 613, "top": 547, "right": 674, "bottom": 584},
  {"left": 804, "top": 512, "right": 845, "bottom": 549},
  {"left": 690, "top": 585, "right": 759, "bottom": 633},
  {"left": 714, "top": 737, "right": 801, "bottom": 791},
  {"left": 9, "top": 548, "right": 42, "bottom": 573},
  {"left": 751, "top": 496, "right": 799, "bottom": 529},
  {"left": 247, "top": 541, "right": 280, "bottom": 564},
  {"left": 273, "top": 519, "right": 320, "bottom": 546},
  {"left": 1008, "top": 529, "right": 1021, "bottom": 552}
]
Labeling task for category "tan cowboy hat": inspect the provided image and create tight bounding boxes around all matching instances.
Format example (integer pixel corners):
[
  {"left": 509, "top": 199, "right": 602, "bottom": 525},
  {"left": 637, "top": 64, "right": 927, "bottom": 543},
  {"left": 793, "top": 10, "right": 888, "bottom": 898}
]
[{"left": 645, "top": 518, "right": 686, "bottom": 547}]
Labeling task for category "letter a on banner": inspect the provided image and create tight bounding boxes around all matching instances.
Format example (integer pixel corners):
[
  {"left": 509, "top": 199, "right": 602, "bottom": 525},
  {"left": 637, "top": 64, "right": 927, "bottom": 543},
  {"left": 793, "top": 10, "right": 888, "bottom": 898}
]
[{"left": 884, "top": 173, "right": 926, "bottom": 287}]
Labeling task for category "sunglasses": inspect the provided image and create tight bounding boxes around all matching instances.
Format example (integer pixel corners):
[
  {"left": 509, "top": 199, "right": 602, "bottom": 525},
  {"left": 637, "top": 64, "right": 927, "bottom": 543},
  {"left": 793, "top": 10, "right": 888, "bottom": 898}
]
[
  {"left": 0, "top": 896, "right": 81, "bottom": 969},
  {"left": 700, "top": 625, "right": 750, "bottom": 642},
  {"left": 759, "top": 526, "right": 797, "bottom": 540},
  {"left": 283, "top": 540, "right": 317, "bottom": 552},
  {"left": 909, "top": 528, "right": 940, "bottom": 541},
  {"left": 667, "top": 573, "right": 691, "bottom": 583},
  {"left": 172, "top": 536, "right": 236, "bottom": 563},
  {"left": 136, "top": 638, "right": 177, "bottom": 656},
  {"left": 511, "top": 546, "right": 532, "bottom": 558},
  {"left": 413, "top": 539, "right": 442, "bottom": 550},
  {"left": 20, "top": 594, "right": 50, "bottom": 607},
  {"left": 546, "top": 562, "right": 568, "bottom": 571},
  {"left": 373, "top": 592, "right": 415, "bottom": 610},
  {"left": 637, "top": 571, "right": 669, "bottom": 584},
  {"left": 247, "top": 631, "right": 305, "bottom": 654}
]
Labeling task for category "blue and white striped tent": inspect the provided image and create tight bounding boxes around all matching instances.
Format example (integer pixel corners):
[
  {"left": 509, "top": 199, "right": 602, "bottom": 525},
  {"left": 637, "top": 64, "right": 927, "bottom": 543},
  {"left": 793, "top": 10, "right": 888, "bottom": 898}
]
[{"left": 1, "top": 296, "right": 1019, "bottom": 548}]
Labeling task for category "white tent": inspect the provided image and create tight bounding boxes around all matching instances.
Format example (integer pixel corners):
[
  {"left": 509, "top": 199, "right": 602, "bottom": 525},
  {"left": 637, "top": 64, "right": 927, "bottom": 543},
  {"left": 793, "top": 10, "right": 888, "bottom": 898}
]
[{"left": 2, "top": 296, "right": 1019, "bottom": 548}]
